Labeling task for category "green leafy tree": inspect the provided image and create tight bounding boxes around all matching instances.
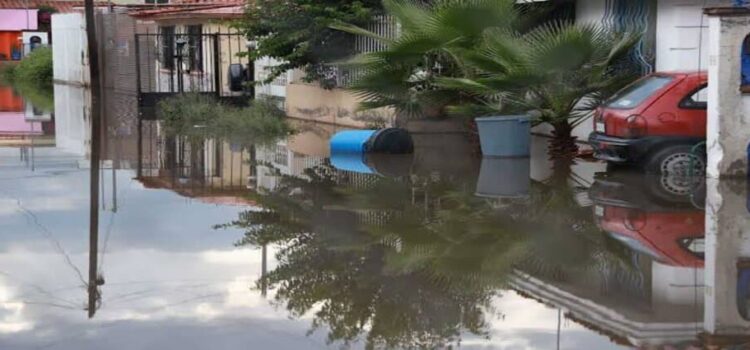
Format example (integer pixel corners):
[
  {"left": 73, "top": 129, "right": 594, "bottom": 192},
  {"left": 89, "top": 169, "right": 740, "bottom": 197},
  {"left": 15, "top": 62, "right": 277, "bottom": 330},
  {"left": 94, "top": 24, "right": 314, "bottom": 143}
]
[{"left": 237, "top": 0, "right": 383, "bottom": 86}]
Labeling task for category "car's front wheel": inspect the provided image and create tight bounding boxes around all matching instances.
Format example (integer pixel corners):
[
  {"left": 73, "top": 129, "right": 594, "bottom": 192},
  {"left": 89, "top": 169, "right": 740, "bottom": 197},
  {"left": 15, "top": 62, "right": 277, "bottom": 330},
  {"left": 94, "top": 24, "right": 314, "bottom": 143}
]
[{"left": 644, "top": 144, "right": 706, "bottom": 176}]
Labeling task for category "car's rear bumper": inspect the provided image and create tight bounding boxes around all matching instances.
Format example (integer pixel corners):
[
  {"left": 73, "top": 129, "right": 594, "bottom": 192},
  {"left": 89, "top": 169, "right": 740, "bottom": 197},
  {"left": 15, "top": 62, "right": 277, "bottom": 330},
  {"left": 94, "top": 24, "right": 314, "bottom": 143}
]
[
  {"left": 588, "top": 133, "right": 645, "bottom": 163},
  {"left": 588, "top": 133, "right": 705, "bottom": 164}
]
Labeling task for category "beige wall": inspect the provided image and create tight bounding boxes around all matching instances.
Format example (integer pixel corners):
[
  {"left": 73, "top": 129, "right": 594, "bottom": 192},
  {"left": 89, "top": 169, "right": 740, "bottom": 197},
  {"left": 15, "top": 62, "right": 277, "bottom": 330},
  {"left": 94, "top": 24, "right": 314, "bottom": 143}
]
[
  {"left": 151, "top": 20, "right": 249, "bottom": 96},
  {"left": 206, "top": 139, "right": 252, "bottom": 188},
  {"left": 285, "top": 83, "right": 394, "bottom": 128}
]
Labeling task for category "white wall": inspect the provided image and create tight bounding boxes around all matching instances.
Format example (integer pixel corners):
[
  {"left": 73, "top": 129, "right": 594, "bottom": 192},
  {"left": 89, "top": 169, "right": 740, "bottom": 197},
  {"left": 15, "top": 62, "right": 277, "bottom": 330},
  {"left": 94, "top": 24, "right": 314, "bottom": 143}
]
[
  {"left": 51, "top": 13, "right": 89, "bottom": 86},
  {"left": 54, "top": 83, "right": 91, "bottom": 156},
  {"left": 654, "top": 0, "right": 726, "bottom": 72}
]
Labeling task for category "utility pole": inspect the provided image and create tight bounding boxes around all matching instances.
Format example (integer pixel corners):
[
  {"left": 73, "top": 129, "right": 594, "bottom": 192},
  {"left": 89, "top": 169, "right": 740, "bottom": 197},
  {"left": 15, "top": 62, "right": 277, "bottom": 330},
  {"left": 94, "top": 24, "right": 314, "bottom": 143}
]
[{"left": 84, "top": 0, "right": 102, "bottom": 319}]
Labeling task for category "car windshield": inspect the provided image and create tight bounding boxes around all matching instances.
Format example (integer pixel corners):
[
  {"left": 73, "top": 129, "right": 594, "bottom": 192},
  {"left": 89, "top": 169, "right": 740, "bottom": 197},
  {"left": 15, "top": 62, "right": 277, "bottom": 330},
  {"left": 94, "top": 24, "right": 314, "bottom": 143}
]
[{"left": 606, "top": 75, "right": 674, "bottom": 109}]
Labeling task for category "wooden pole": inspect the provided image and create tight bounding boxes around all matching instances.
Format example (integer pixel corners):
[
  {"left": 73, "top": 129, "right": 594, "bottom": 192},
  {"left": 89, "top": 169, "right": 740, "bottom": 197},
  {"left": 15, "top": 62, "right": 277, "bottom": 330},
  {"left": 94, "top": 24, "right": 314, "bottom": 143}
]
[{"left": 84, "top": 0, "right": 102, "bottom": 319}]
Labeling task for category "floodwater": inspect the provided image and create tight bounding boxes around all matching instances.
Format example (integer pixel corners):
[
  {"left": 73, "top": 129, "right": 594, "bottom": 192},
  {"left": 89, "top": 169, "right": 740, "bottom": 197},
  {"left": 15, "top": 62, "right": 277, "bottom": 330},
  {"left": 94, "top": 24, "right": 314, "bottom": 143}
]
[{"left": 1, "top": 82, "right": 749, "bottom": 350}]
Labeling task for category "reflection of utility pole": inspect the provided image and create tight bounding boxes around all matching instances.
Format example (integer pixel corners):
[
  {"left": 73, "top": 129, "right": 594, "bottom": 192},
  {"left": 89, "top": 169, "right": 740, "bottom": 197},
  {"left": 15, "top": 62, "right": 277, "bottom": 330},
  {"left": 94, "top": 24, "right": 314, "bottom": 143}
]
[
  {"left": 30, "top": 122, "right": 35, "bottom": 172},
  {"left": 261, "top": 244, "right": 267, "bottom": 297},
  {"left": 84, "top": 0, "right": 103, "bottom": 319},
  {"left": 112, "top": 135, "right": 118, "bottom": 212},
  {"left": 556, "top": 308, "right": 561, "bottom": 350},
  {"left": 87, "top": 218, "right": 101, "bottom": 318}
]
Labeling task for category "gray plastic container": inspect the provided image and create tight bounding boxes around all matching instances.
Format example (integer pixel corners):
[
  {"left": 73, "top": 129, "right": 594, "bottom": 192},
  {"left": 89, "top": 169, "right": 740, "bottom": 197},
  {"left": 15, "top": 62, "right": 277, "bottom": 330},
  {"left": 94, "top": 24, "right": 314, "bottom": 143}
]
[
  {"left": 475, "top": 115, "right": 531, "bottom": 157},
  {"left": 475, "top": 157, "right": 530, "bottom": 198}
]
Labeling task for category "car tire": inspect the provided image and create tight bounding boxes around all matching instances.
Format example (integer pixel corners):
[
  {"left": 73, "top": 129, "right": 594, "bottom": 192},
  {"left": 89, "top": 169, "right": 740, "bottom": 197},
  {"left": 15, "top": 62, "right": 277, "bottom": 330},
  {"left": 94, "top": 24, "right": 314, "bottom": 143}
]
[{"left": 644, "top": 144, "right": 706, "bottom": 176}]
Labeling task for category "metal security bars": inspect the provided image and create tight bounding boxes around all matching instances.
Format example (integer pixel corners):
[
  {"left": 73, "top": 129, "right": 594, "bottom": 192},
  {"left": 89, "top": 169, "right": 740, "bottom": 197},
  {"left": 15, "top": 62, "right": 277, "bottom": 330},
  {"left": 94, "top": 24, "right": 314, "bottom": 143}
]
[{"left": 134, "top": 30, "right": 254, "bottom": 119}]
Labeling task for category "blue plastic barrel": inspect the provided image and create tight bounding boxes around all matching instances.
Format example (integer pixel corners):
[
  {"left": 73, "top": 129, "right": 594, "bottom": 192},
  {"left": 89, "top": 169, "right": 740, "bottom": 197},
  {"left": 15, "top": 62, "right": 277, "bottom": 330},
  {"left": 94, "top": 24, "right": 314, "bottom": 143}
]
[
  {"left": 475, "top": 115, "right": 531, "bottom": 157},
  {"left": 330, "top": 152, "right": 375, "bottom": 174},
  {"left": 330, "top": 130, "right": 378, "bottom": 154}
]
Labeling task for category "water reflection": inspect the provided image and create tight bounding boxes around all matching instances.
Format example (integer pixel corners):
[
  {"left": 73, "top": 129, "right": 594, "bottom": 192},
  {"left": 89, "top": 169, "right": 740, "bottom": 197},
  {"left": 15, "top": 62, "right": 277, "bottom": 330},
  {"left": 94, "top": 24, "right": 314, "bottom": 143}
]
[{"left": 5, "top": 80, "right": 750, "bottom": 348}]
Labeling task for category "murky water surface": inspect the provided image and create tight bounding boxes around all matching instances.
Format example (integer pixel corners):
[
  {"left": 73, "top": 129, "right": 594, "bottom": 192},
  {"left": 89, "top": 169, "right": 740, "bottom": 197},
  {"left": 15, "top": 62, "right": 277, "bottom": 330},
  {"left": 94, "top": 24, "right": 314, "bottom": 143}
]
[{"left": 0, "top": 82, "right": 748, "bottom": 349}]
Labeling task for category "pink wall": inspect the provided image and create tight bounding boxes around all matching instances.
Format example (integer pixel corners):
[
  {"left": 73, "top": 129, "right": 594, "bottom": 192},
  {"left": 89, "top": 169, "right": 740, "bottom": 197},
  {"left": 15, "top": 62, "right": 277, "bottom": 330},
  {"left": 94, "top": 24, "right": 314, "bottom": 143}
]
[
  {"left": 0, "top": 112, "right": 43, "bottom": 135},
  {"left": 0, "top": 9, "right": 38, "bottom": 31}
]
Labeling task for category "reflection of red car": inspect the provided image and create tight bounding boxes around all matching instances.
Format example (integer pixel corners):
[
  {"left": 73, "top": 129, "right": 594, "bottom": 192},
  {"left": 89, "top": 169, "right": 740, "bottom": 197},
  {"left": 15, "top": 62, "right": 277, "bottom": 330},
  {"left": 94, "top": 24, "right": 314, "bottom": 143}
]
[
  {"left": 589, "top": 71, "right": 707, "bottom": 173},
  {"left": 596, "top": 205, "right": 704, "bottom": 267},
  {"left": 590, "top": 172, "right": 705, "bottom": 267}
]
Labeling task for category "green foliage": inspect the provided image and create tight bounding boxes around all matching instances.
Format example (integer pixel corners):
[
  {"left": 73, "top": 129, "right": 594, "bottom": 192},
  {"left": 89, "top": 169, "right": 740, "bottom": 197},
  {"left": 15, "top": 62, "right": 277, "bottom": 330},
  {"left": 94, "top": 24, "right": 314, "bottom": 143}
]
[
  {"left": 0, "top": 63, "right": 16, "bottom": 83},
  {"left": 157, "top": 93, "right": 293, "bottom": 145},
  {"left": 331, "top": 0, "right": 522, "bottom": 119},
  {"left": 8, "top": 80, "right": 54, "bottom": 112},
  {"left": 437, "top": 21, "right": 642, "bottom": 129},
  {"left": 4, "top": 47, "right": 54, "bottom": 87},
  {"left": 215, "top": 157, "right": 640, "bottom": 348},
  {"left": 235, "top": 0, "right": 383, "bottom": 85},
  {"left": 334, "top": 0, "right": 641, "bottom": 154}
]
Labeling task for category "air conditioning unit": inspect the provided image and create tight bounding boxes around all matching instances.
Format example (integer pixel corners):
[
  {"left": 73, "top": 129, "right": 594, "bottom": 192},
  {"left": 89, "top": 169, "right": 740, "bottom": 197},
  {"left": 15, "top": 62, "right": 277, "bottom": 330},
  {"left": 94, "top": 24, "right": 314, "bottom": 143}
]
[{"left": 21, "top": 32, "right": 48, "bottom": 56}]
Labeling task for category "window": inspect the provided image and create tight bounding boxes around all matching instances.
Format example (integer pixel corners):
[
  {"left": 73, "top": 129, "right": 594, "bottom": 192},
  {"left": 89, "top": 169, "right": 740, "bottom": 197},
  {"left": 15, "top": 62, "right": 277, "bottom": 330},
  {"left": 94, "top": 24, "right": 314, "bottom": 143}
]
[
  {"left": 606, "top": 75, "right": 674, "bottom": 109},
  {"left": 187, "top": 25, "right": 203, "bottom": 72},
  {"left": 677, "top": 237, "right": 705, "bottom": 259},
  {"left": 160, "top": 26, "right": 175, "bottom": 70},
  {"left": 679, "top": 85, "right": 708, "bottom": 109},
  {"left": 742, "top": 35, "right": 750, "bottom": 88}
]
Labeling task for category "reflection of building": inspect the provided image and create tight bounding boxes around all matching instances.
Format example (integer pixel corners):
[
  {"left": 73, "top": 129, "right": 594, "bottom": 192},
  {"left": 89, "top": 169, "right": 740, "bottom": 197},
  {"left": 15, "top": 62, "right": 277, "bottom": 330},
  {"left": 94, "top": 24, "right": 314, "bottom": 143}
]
[
  {"left": 0, "top": 9, "right": 40, "bottom": 61},
  {"left": 137, "top": 127, "right": 255, "bottom": 204},
  {"left": 508, "top": 173, "right": 750, "bottom": 349},
  {"left": 0, "top": 86, "right": 54, "bottom": 146}
]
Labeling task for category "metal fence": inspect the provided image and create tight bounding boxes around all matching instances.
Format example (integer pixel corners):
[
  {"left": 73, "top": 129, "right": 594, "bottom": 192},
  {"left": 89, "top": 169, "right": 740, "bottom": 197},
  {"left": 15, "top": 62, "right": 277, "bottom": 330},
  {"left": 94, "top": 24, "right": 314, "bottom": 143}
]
[
  {"left": 333, "top": 16, "right": 399, "bottom": 88},
  {"left": 134, "top": 30, "right": 254, "bottom": 119}
]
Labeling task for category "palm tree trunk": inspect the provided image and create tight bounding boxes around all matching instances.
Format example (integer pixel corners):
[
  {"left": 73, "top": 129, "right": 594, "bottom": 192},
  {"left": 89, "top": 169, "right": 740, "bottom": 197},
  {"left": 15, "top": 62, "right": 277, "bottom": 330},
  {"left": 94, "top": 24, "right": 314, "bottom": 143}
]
[{"left": 548, "top": 121, "right": 579, "bottom": 159}]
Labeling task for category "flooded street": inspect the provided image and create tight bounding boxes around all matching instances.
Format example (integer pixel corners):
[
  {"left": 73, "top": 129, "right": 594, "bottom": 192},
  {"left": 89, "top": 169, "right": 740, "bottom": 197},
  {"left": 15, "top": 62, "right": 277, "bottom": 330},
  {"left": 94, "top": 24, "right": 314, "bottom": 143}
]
[{"left": 0, "top": 81, "right": 748, "bottom": 349}]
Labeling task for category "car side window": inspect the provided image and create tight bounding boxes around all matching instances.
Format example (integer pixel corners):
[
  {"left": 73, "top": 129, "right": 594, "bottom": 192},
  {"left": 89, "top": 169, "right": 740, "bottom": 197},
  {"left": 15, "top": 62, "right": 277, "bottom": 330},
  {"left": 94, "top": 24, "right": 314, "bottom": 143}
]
[{"left": 679, "top": 85, "right": 707, "bottom": 110}]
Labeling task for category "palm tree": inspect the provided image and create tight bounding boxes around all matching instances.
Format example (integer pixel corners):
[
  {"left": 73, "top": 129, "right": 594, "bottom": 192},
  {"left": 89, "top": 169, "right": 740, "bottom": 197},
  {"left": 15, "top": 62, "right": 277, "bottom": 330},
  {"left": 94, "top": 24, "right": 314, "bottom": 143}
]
[
  {"left": 438, "top": 21, "right": 641, "bottom": 157},
  {"left": 330, "top": 0, "right": 522, "bottom": 120},
  {"left": 333, "top": 0, "right": 641, "bottom": 158}
]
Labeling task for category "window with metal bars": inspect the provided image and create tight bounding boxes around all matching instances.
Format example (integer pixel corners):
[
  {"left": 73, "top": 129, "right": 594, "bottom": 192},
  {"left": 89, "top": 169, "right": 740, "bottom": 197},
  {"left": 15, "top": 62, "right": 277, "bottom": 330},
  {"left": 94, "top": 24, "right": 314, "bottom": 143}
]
[
  {"left": 160, "top": 26, "right": 175, "bottom": 70},
  {"left": 187, "top": 25, "right": 203, "bottom": 72}
]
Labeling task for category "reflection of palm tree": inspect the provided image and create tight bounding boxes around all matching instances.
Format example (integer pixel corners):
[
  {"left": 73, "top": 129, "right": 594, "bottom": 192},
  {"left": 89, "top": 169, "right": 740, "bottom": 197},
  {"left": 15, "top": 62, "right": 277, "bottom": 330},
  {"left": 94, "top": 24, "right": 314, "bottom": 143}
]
[
  {"left": 219, "top": 162, "right": 639, "bottom": 347},
  {"left": 517, "top": 166, "right": 640, "bottom": 295}
]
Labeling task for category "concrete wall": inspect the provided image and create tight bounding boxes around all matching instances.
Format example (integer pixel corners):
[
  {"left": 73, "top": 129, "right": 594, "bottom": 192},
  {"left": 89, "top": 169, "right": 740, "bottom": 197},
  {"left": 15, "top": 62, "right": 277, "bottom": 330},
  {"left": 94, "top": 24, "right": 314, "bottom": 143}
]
[
  {"left": 51, "top": 13, "right": 88, "bottom": 86},
  {"left": 285, "top": 83, "right": 394, "bottom": 128}
]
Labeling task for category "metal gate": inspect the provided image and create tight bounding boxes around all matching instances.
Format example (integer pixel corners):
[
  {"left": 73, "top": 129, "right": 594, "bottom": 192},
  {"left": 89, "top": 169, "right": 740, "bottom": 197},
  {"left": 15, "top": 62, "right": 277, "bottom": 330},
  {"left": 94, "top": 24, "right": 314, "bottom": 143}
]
[{"left": 134, "top": 31, "right": 254, "bottom": 119}]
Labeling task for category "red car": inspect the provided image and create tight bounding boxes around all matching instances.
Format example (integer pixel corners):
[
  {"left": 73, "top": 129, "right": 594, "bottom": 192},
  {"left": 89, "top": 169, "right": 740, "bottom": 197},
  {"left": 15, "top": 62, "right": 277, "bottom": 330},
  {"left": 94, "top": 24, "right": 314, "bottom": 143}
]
[{"left": 589, "top": 71, "right": 707, "bottom": 173}]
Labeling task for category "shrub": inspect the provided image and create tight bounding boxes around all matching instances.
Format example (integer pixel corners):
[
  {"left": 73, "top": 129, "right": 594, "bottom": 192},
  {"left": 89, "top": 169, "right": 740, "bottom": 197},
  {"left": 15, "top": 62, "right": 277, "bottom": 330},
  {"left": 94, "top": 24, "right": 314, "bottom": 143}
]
[
  {"left": 0, "top": 62, "right": 16, "bottom": 83},
  {"left": 157, "top": 93, "right": 222, "bottom": 135},
  {"left": 157, "top": 93, "right": 293, "bottom": 144},
  {"left": 1, "top": 47, "right": 53, "bottom": 86}
]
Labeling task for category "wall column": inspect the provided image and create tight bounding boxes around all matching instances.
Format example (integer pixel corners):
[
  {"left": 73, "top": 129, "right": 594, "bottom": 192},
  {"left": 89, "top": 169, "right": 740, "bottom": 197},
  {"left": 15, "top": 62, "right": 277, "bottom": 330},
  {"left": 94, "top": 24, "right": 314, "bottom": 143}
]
[
  {"left": 706, "top": 8, "right": 750, "bottom": 178},
  {"left": 703, "top": 178, "right": 750, "bottom": 345}
]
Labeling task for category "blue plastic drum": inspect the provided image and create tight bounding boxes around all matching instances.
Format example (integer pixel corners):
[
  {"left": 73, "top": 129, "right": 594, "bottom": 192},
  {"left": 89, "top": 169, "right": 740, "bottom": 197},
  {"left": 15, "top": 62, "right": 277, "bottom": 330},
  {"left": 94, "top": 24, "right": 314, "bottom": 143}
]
[{"left": 330, "top": 130, "right": 378, "bottom": 154}]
